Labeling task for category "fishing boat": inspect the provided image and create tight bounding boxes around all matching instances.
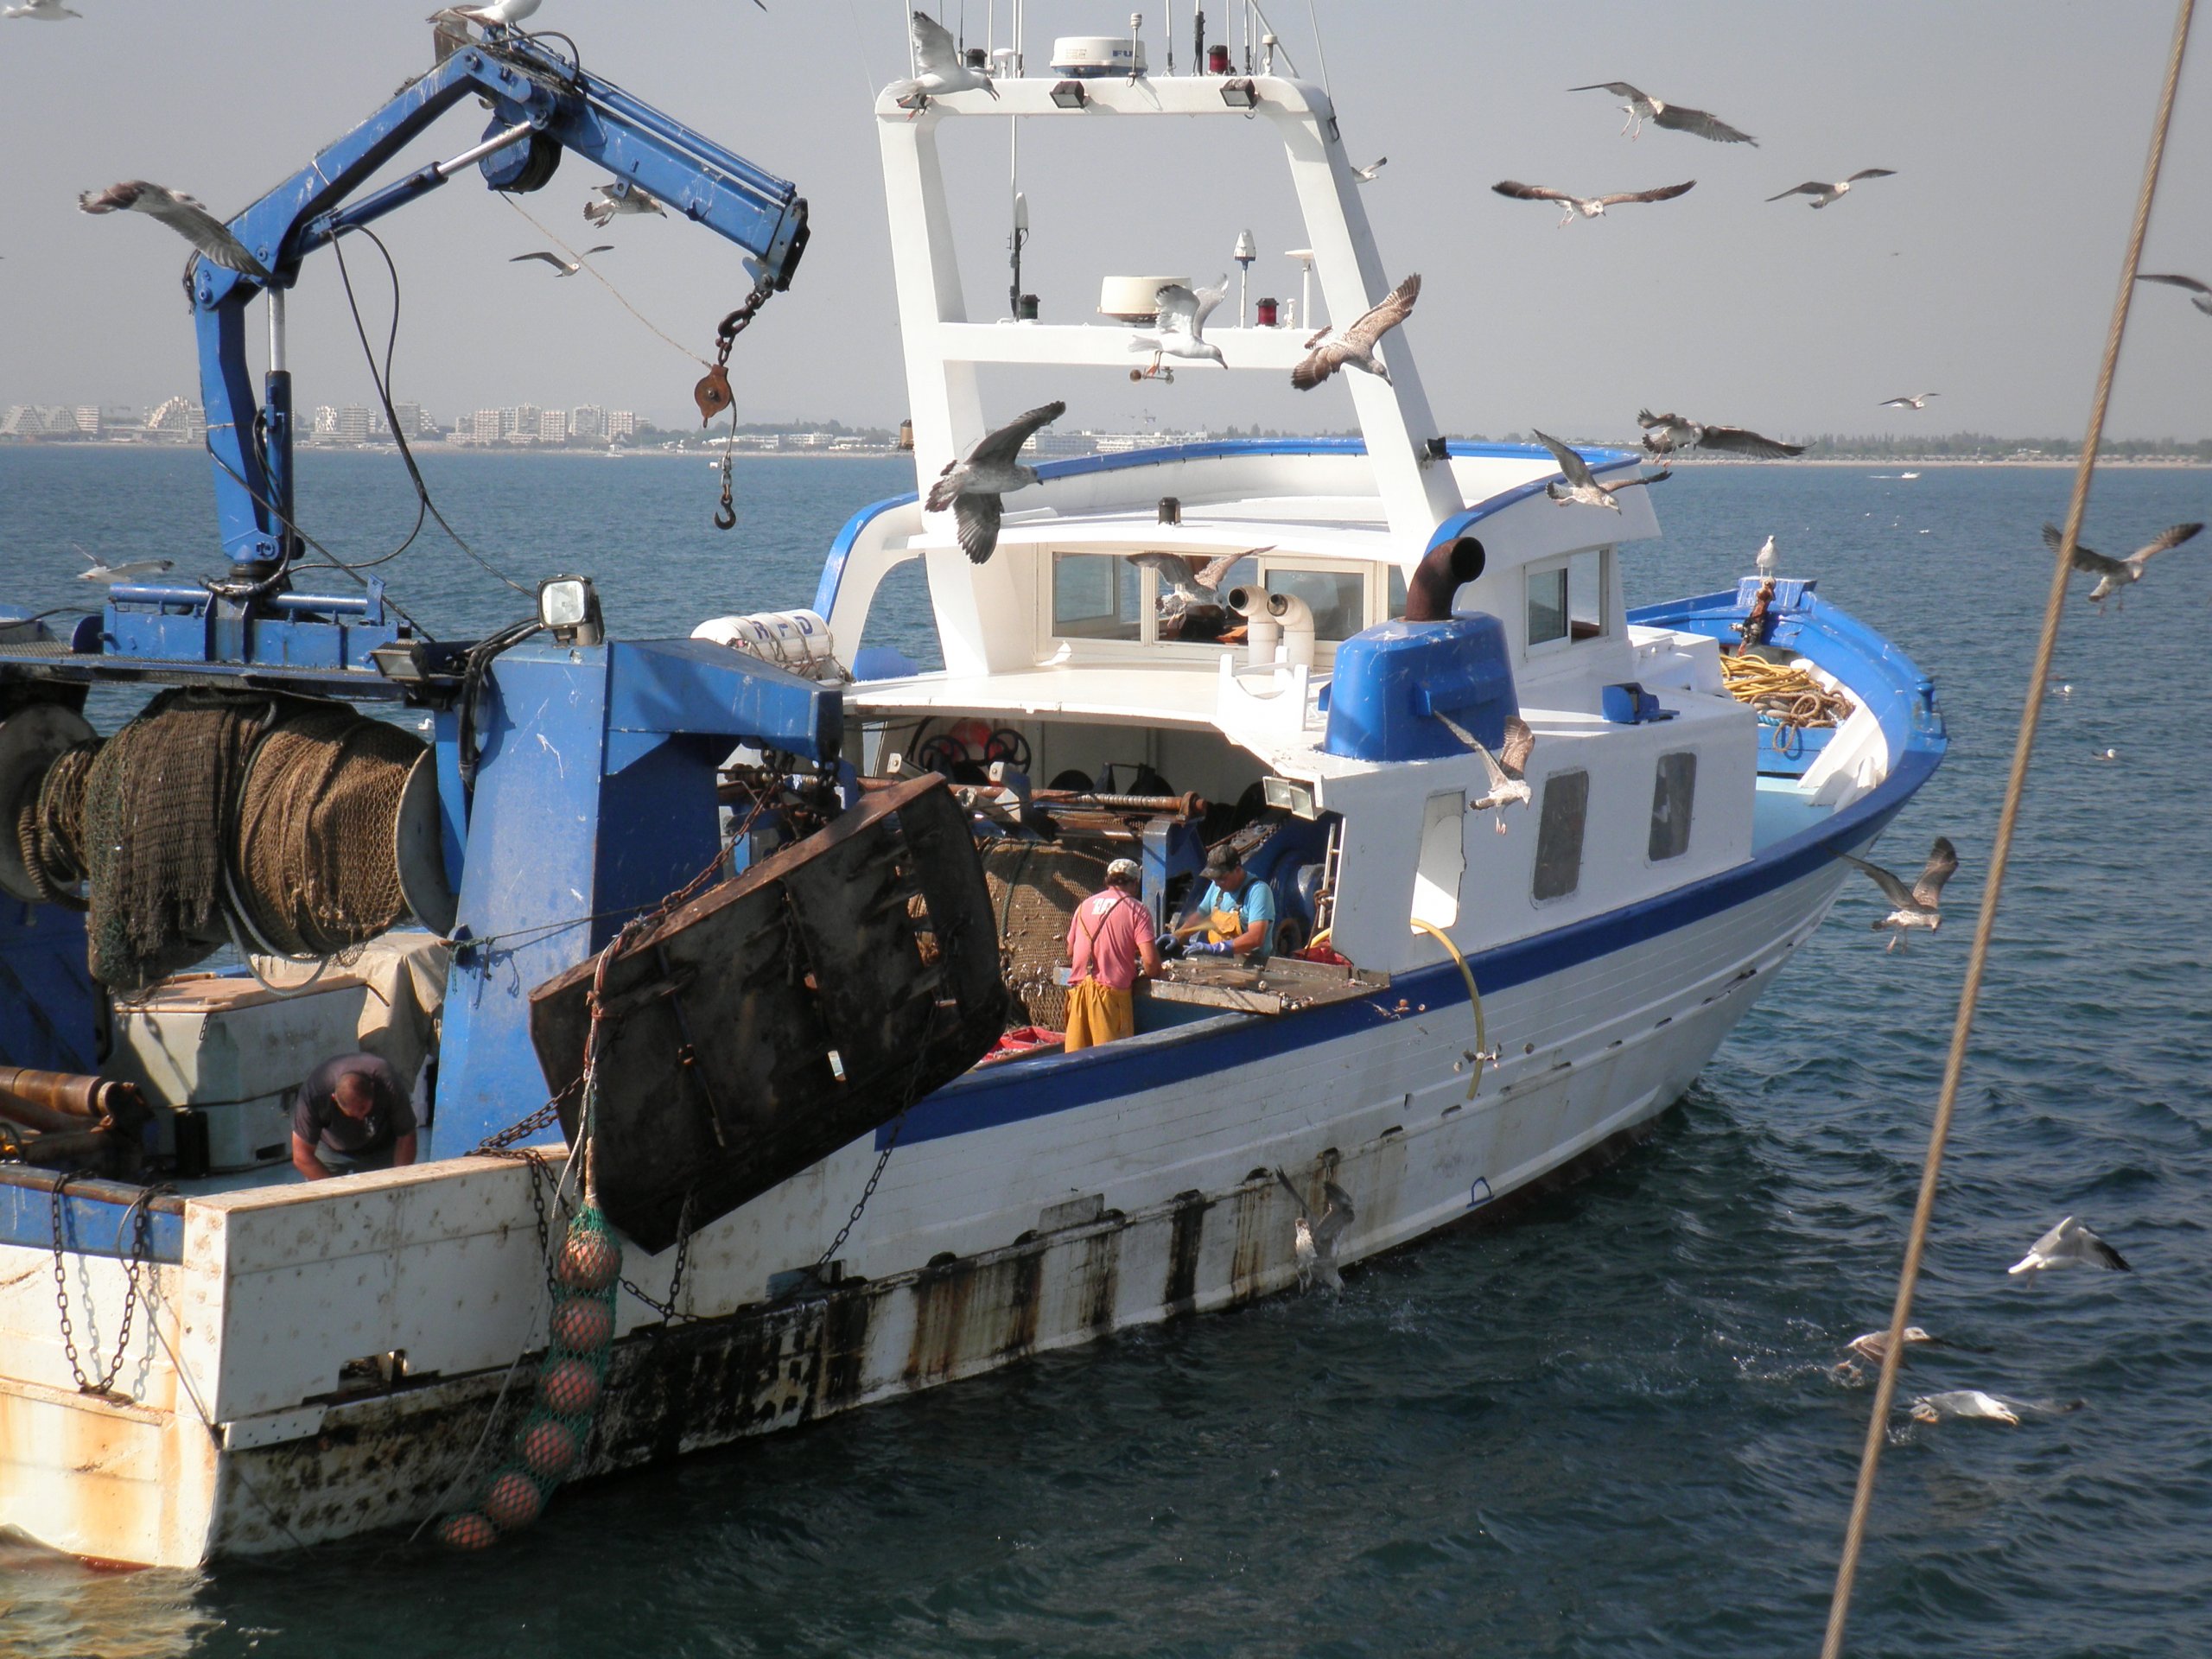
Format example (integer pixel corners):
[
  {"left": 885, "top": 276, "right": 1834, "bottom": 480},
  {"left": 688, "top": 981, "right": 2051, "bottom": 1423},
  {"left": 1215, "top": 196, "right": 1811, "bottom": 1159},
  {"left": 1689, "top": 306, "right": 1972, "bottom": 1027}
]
[{"left": 0, "top": 15, "right": 1943, "bottom": 1566}]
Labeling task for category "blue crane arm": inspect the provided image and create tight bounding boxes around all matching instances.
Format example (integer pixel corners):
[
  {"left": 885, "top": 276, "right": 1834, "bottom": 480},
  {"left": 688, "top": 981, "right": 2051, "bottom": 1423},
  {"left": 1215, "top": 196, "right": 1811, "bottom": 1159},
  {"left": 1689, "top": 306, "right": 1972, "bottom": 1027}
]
[{"left": 194, "top": 29, "right": 809, "bottom": 571}]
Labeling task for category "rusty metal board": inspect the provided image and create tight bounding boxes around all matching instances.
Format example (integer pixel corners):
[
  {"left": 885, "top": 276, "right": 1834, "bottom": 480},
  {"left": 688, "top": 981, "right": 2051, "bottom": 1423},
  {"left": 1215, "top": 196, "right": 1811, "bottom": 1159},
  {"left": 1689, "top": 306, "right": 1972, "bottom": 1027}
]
[
  {"left": 1141, "top": 957, "right": 1390, "bottom": 1017},
  {"left": 530, "top": 773, "right": 1007, "bottom": 1252}
]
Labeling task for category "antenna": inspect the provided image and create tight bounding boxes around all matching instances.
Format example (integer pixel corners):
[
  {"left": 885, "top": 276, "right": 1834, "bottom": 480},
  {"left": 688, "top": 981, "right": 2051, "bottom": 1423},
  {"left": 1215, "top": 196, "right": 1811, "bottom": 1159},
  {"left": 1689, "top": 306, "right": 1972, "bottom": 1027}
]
[
  {"left": 1285, "top": 247, "right": 1315, "bottom": 331},
  {"left": 1010, "top": 190, "right": 1030, "bottom": 321},
  {"left": 1233, "top": 228, "right": 1256, "bottom": 327}
]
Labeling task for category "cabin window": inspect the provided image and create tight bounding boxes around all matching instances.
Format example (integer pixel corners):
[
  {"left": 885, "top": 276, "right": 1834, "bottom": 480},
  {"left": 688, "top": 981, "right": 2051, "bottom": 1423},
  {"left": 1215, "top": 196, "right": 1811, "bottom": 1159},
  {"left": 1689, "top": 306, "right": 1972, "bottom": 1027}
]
[
  {"left": 1411, "top": 790, "right": 1465, "bottom": 929},
  {"left": 1648, "top": 752, "right": 1697, "bottom": 861},
  {"left": 1527, "top": 549, "right": 1607, "bottom": 648},
  {"left": 1267, "top": 569, "right": 1366, "bottom": 642},
  {"left": 1052, "top": 553, "right": 1142, "bottom": 640},
  {"left": 1388, "top": 564, "right": 1408, "bottom": 619},
  {"left": 1532, "top": 770, "right": 1589, "bottom": 900}
]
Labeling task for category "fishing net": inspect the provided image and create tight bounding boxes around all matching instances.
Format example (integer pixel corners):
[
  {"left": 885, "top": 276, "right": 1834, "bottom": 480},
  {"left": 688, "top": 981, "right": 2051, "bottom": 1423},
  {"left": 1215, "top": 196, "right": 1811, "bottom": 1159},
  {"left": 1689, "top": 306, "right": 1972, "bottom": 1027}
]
[
  {"left": 234, "top": 703, "right": 422, "bottom": 957},
  {"left": 977, "top": 842, "right": 1110, "bottom": 1031},
  {"left": 437, "top": 1199, "right": 621, "bottom": 1551}
]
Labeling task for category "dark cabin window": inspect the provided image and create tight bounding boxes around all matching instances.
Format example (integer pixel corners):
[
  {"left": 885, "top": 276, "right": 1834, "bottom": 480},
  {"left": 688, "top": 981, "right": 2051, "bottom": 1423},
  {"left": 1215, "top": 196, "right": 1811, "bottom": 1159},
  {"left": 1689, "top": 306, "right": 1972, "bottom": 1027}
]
[
  {"left": 1648, "top": 752, "right": 1696, "bottom": 861},
  {"left": 1533, "top": 770, "right": 1590, "bottom": 900}
]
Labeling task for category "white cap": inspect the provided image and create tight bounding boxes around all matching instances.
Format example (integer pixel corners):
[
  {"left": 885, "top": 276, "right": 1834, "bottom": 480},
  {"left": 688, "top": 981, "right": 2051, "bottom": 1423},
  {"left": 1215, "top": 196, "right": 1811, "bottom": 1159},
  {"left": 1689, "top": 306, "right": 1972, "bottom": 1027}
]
[{"left": 1106, "top": 857, "right": 1141, "bottom": 883}]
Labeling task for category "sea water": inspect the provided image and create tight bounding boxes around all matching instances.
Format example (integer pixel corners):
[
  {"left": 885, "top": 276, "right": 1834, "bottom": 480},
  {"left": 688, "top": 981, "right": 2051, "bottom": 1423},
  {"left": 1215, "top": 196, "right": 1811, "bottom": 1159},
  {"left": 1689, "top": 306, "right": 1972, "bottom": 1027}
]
[{"left": 2, "top": 448, "right": 2209, "bottom": 1658}]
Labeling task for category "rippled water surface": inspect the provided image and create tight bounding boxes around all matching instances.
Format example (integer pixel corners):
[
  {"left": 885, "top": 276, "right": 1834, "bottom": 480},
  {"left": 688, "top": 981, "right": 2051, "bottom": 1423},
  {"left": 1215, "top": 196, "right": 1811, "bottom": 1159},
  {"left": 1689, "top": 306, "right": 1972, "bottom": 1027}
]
[{"left": 3, "top": 450, "right": 2209, "bottom": 1658}]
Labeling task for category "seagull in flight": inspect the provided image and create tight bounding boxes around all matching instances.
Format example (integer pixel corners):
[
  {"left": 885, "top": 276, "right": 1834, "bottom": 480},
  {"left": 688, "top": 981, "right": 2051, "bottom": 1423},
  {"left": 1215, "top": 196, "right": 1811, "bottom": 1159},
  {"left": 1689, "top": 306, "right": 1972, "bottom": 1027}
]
[
  {"left": 1637, "top": 410, "right": 1804, "bottom": 460},
  {"left": 2136, "top": 272, "right": 2212, "bottom": 315},
  {"left": 1291, "top": 273, "right": 1420, "bottom": 390},
  {"left": 1274, "top": 1169, "right": 1355, "bottom": 1294},
  {"left": 1492, "top": 178, "right": 1695, "bottom": 228},
  {"left": 2043, "top": 519, "right": 2202, "bottom": 609},
  {"left": 1351, "top": 156, "right": 1388, "bottom": 182},
  {"left": 1768, "top": 168, "right": 1896, "bottom": 208},
  {"left": 1533, "top": 429, "right": 1670, "bottom": 512},
  {"left": 584, "top": 183, "right": 667, "bottom": 228},
  {"left": 925, "top": 401, "right": 1065, "bottom": 563},
  {"left": 1131, "top": 278, "right": 1230, "bottom": 376},
  {"left": 2010, "top": 1216, "right": 2131, "bottom": 1281},
  {"left": 3, "top": 0, "right": 81, "bottom": 18},
  {"left": 1844, "top": 1325, "right": 1936, "bottom": 1367},
  {"left": 510, "top": 245, "right": 614, "bottom": 277},
  {"left": 461, "top": 0, "right": 541, "bottom": 26},
  {"left": 1458, "top": 715, "right": 1535, "bottom": 833},
  {"left": 1567, "top": 82, "right": 1757, "bottom": 145},
  {"left": 1878, "top": 391, "right": 1939, "bottom": 410},
  {"left": 79, "top": 181, "right": 270, "bottom": 282},
  {"left": 1909, "top": 1391, "right": 2022, "bottom": 1427},
  {"left": 890, "top": 10, "right": 999, "bottom": 111},
  {"left": 1836, "top": 836, "right": 1956, "bottom": 950},
  {"left": 74, "top": 545, "right": 173, "bottom": 584}
]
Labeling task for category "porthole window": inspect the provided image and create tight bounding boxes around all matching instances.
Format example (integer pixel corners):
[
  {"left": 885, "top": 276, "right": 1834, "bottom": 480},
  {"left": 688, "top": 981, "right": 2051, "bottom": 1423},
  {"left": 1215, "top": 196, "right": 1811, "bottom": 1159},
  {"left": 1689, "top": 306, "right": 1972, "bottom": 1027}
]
[
  {"left": 1649, "top": 752, "right": 1696, "bottom": 861},
  {"left": 1533, "top": 770, "right": 1589, "bottom": 900}
]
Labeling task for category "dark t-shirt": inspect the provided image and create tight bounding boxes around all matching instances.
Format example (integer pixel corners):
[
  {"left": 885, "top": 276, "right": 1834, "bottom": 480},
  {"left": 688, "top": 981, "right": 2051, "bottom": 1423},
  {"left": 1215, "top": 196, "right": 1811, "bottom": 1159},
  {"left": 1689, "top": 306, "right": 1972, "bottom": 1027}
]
[{"left": 291, "top": 1052, "right": 415, "bottom": 1156}]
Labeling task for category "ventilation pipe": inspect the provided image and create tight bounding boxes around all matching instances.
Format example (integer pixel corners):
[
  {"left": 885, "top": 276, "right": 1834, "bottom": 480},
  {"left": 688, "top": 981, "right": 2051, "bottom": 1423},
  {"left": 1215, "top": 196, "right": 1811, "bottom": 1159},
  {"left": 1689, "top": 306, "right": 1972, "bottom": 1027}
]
[
  {"left": 1227, "top": 587, "right": 1316, "bottom": 669},
  {"left": 1402, "top": 536, "right": 1486, "bottom": 622}
]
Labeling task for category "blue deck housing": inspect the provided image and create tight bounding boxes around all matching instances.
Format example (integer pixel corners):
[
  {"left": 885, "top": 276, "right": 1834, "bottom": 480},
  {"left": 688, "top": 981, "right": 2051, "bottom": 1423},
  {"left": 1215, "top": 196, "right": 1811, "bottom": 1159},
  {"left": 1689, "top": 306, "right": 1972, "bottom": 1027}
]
[{"left": 1323, "top": 614, "right": 1517, "bottom": 762}]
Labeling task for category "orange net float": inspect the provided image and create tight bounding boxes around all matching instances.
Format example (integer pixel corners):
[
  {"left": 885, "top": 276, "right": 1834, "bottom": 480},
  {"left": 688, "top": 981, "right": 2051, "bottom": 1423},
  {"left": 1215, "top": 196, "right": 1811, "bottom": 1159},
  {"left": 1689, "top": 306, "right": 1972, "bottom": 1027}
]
[
  {"left": 550, "top": 1294, "right": 614, "bottom": 1353},
  {"left": 437, "top": 1511, "right": 499, "bottom": 1551},
  {"left": 481, "top": 1471, "right": 544, "bottom": 1533},
  {"left": 519, "top": 1417, "right": 581, "bottom": 1481},
  {"left": 538, "top": 1356, "right": 601, "bottom": 1416},
  {"left": 556, "top": 1228, "right": 622, "bottom": 1292}
]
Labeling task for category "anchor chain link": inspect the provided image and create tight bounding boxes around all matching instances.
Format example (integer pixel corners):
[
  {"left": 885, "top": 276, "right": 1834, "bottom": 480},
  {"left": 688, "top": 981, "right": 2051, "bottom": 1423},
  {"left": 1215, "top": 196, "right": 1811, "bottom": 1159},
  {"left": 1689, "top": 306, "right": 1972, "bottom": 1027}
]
[
  {"left": 696, "top": 276, "right": 777, "bottom": 531},
  {"left": 48, "top": 1173, "right": 168, "bottom": 1397}
]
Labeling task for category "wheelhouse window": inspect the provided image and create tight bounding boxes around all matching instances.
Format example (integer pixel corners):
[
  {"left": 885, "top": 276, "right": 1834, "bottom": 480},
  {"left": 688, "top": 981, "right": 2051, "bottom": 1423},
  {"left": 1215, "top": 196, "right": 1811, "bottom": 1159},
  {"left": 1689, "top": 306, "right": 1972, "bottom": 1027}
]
[
  {"left": 1052, "top": 553, "right": 1142, "bottom": 640},
  {"left": 1267, "top": 568, "right": 1365, "bottom": 642},
  {"left": 1411, "top": 790, "right": 1465, "bottom": 929},
  {"left": 1527, "top": 548, "right": 1608, "bottom": 649},
  {"left": 1648, "top": 752, "right": 1696, "bottom": 861},
  {"left": 1532, "top": 770, "right": 1590, "bottom": 901}
]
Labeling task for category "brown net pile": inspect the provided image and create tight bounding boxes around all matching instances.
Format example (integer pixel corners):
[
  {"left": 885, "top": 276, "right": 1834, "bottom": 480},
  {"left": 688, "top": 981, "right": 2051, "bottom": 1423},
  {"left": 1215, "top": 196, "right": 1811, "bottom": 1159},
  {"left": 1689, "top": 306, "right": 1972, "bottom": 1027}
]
[
  {"left": 235, "top": 704, "right": 423, "bottom": 957},
  {"left": 978, "top": 842, "right": 1109, "bottom": 1030},
  {"left": 12, "top": 741, "right": 99, "bottom": 911},
  {"left": 79, "top": 690, "right": 278, "bottom": 991}
]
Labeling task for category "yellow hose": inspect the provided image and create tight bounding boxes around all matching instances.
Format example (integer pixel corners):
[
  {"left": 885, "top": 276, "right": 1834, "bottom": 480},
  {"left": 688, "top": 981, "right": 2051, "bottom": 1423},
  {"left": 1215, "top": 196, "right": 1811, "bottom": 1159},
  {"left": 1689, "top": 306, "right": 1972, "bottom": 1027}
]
[{"left": 1409, "top": 918, "right": 1486, "bottom": 1100}]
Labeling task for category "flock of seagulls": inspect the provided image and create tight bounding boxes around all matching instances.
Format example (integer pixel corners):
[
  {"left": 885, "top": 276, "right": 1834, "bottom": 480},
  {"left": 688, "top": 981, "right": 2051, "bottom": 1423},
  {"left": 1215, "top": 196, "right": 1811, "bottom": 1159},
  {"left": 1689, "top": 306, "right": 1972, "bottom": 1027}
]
[{"left": 1836, "top": 1214, "right": 2130, "bottom": 1429}]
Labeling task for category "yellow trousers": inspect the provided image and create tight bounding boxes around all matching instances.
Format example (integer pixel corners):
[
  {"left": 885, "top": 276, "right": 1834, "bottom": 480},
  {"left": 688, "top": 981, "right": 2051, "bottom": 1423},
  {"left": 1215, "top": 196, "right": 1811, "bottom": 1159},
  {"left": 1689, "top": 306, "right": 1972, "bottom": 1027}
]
[{"left": 1063, "top": 979, "right": 1135, "bottom": 1052}]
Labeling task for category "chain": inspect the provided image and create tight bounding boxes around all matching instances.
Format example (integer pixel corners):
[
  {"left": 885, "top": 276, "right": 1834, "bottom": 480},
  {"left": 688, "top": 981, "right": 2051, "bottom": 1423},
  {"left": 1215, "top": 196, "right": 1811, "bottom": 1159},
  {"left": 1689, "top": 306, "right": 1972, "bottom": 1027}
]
[
  {"left": 619, "top": 1190, "right": 696, "bottom": 1323},
  {"left": 811, "top": 1005, "right": 943, "bottom": 1274},
  {"left": 703, "top": 276, "right": 774, "bottom": 532},
  {"left": 469, "top": 1091, "right": 570, "bottom": 1155},
  {"left": 49, "top": 1173, "right": 167, "bottom": 1397}
]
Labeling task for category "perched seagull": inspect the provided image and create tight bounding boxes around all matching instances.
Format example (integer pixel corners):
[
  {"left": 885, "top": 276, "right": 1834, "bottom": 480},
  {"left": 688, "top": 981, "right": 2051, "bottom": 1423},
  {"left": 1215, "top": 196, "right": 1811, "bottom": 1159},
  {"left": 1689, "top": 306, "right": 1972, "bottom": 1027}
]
[
  {"left": 889, "top": 10, "right": 998, "bottom": 110},
  {"left": 1351, "top": 156, "right": 1388, "bottom": 182},
  {"left": 2042, "top": 519, "right": 2202, "bottom": 609},
  {"left": 1835, "top": 836, "right": 1957, "bottom": 950},
  {"left": 1491, "top": 178, "right": 1695, "bottom": 228},
  {"left": 1910, "top": 1390, "right": 2021, "bottom": 1427},
  {"left": 584, "top": 183, "right": 667, "bottom": 228},
  {"left": 1290, "top": 273, "right": 1421, "bottom": 390},
  {"left": 1845, "top": 1325, "right": 1937, "bottom": 1367},
  {"left": 1567, "top": 82, "right": 1757, "bottom": 145},
  {"left": 1637, "top": 410, "right": 1804, "bottom": 460},
  {"left": 1533, "top": 429, "right": 1670, "bottom": 512},
  {"left": 1768, "top": 168, "right": 1896, "bottom": 208},
  {"left": 461, "top": 0, "right": 540, "bottom": 26},
  {"left": 1131, "top": 278, "right": 1230, "bottom": 374},
  {"left": 925, "top": 400, "right": 1065, "bottom": 563},
  {"left": 1878, "top": 391, "right": 1939, "bottom": 410},
  {"left": 74, "top": 546, "right": 173, "bottom": 584},
  {"left": 78, "top": 181, "right": 270, "bottom": 282},
  {"left": 2010, "top": 1215, "right": 2131, "bottom": 1281},
  {"left": 1274, "top": 1169, "right": 1355, "bottom": 1294},
  {"left": 1462, "top": 715, "right": 1535, "bottom": 834},
  {"left": 510, "top": 245, "right": 613, "bottom": 277},
  {"left": 3, "top": 0, "right": 81, "bottom": 17},
  {"left": 2136, "top": 271, "right": 2212, "bottom": 315}
]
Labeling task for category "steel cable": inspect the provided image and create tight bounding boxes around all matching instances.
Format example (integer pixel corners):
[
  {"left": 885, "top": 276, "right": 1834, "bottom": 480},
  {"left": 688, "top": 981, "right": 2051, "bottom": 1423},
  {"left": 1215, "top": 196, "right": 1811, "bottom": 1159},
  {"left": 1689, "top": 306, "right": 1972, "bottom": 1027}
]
[{"left": 1819, "top": 4, "right": 2196, "bottom": 1654}]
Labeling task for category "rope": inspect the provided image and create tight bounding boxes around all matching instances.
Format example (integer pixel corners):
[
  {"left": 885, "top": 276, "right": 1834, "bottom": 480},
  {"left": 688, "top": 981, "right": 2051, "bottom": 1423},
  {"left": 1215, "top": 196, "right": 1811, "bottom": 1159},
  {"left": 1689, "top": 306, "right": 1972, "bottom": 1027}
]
[
  {"left": 1409, "top": 918, "right": 1486, "bottom": 1100},
  {"left": 496, "top": 193, "right": 711, "bottom": 369},
  {"left": 1718, "top": 656, "right": 1854, "bottom": 730},
  {"left": 1819, "top": 5, "right": 2196, "bottom": 1653}
]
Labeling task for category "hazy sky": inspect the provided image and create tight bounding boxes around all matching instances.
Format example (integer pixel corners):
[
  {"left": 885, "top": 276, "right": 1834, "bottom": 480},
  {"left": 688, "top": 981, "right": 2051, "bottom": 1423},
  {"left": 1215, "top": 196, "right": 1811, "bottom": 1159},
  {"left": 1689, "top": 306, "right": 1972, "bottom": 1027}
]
[{"left": 2, "top": 1, "right": 2206, "bottom": 442}]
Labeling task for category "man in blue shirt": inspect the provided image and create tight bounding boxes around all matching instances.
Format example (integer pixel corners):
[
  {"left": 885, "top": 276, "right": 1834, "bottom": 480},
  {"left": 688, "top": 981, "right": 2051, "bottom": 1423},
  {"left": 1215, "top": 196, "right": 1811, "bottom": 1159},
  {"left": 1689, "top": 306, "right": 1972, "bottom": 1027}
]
[{"left": 1174, "top": 844, "right": 1276, "bottom": 958}]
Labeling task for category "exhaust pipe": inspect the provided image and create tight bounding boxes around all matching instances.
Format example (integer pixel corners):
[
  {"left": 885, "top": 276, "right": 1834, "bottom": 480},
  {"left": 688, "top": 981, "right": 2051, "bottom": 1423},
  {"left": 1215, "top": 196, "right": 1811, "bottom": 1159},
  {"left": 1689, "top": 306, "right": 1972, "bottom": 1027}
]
[
  {"left": 1403, "top": 536, "right": 1486, "bottom": 622},
  {"left": 1227, "top": 588, "right": 1318, "bottom": 670}
]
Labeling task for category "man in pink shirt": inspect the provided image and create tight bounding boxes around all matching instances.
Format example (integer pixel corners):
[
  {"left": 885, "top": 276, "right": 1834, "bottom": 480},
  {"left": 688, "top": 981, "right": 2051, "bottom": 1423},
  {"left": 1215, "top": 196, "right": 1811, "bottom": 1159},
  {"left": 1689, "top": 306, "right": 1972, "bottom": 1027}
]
[{"left": 1064, "top": 857, "right": 1163, "bottom": 1052}]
